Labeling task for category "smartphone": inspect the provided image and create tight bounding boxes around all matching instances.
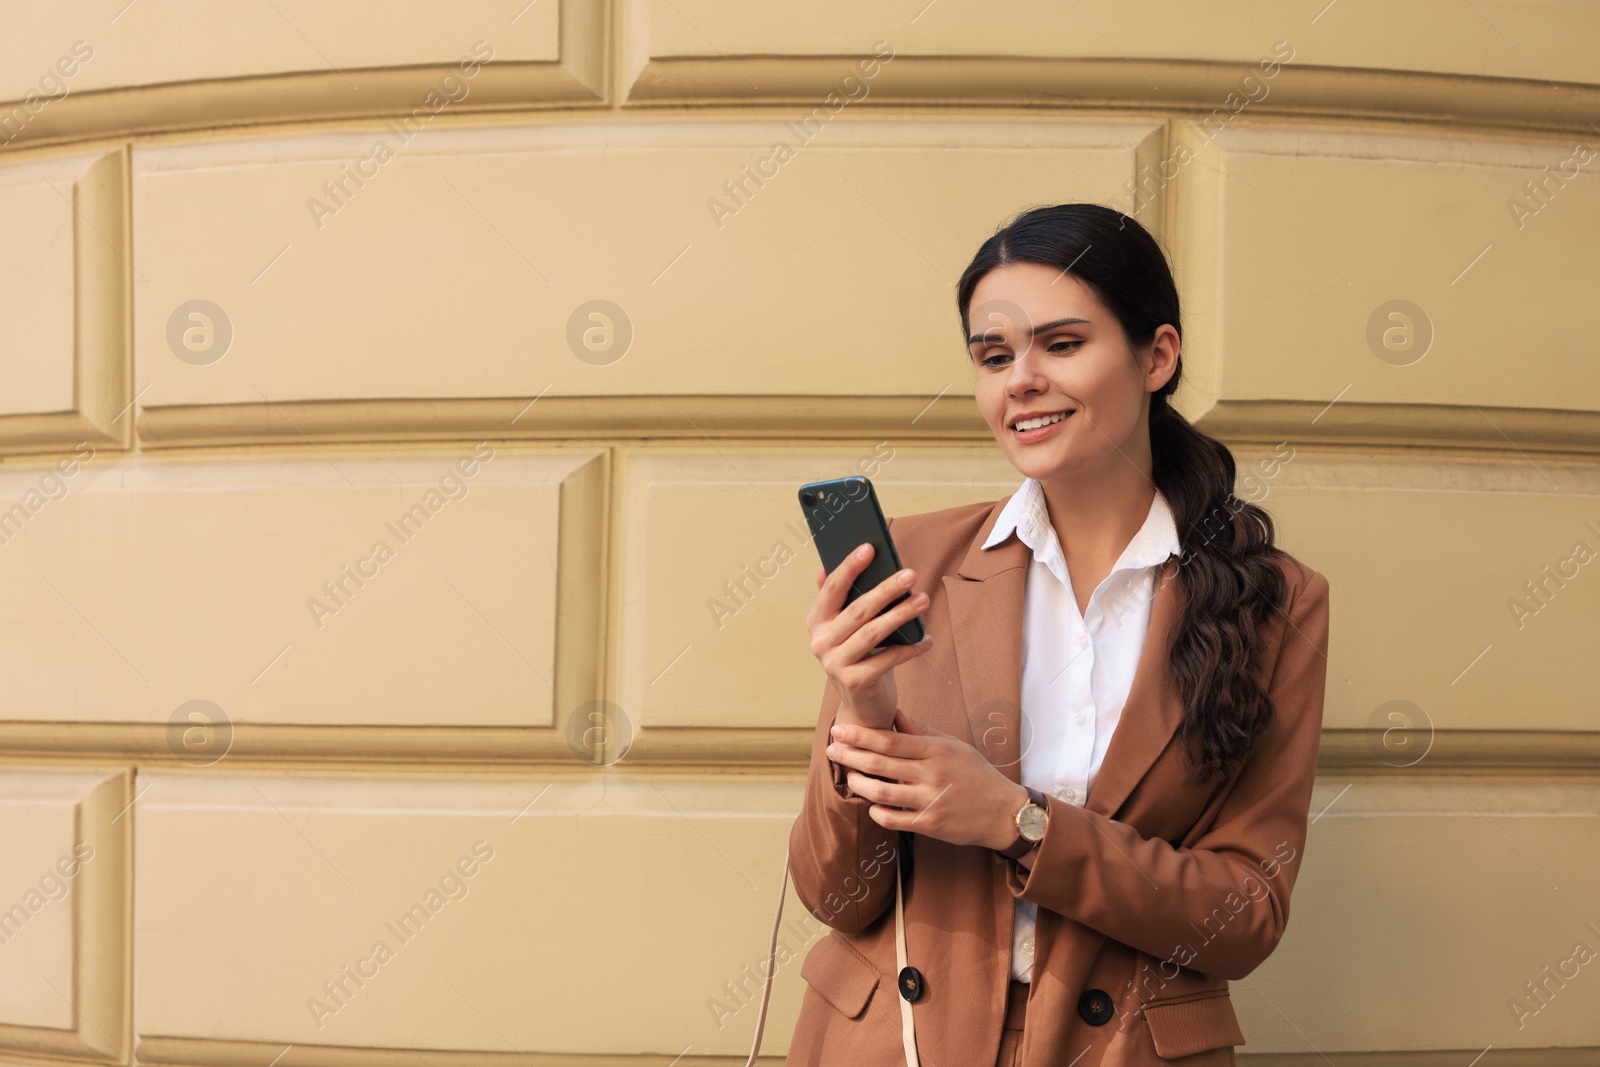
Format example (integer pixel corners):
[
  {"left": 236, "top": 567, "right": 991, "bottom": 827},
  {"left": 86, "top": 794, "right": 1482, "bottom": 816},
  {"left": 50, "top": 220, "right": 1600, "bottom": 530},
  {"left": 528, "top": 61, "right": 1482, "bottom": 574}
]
[{"left": 798, "top": 476, "right": 925, "bottom": 647}]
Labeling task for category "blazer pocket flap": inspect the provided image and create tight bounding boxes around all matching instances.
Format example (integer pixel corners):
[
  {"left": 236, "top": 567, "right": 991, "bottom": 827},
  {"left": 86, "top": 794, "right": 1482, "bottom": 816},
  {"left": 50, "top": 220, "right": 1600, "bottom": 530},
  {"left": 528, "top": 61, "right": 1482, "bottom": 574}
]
[
  {"left": 799, "top": 933, "right": 881, "bottom": 1019},
  {"left": 1144, "top": 991, "right": 1246, "bottom": 1059}
]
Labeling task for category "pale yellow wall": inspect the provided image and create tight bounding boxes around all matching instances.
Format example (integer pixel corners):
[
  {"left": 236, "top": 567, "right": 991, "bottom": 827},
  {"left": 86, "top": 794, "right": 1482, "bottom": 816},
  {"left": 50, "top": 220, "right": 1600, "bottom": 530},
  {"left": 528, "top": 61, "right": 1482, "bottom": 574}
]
[{"left": 0, "top": 2, "right": 1597, "bottom": 1064}]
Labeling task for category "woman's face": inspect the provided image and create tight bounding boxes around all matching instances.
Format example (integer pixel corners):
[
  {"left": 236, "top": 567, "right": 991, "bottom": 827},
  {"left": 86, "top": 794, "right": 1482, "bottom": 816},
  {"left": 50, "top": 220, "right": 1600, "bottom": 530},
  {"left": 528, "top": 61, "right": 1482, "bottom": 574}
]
[{"left": 965, "top": 262, "right": 1178, "bottom": 483}]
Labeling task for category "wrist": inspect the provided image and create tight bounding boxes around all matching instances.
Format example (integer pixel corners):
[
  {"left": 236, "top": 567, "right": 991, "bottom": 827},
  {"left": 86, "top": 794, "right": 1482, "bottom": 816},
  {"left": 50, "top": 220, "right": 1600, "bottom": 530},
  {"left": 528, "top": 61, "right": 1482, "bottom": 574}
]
[{"left": 994, "top": 782, "right": 1029, "bottom": 851}]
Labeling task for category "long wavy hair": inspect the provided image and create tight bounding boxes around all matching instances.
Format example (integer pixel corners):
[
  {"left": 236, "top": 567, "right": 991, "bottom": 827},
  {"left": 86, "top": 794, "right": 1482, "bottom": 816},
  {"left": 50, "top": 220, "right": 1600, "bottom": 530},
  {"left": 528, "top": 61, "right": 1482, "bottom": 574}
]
[{"left": 956, "top": 202, "right": 1289, "bottom": 786}]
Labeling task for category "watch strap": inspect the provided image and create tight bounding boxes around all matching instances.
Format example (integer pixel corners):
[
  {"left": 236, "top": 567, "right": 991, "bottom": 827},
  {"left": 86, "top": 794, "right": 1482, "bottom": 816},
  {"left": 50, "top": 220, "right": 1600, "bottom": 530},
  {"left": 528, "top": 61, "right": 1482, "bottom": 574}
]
[{"left": 997, "top": 787, "right": 1048, "bottom": 860}]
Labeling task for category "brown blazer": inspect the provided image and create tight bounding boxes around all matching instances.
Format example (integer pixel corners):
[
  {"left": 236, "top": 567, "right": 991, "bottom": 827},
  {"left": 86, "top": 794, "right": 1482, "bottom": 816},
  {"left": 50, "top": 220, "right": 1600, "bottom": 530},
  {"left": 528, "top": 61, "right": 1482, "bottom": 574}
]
[{"left": 785, "top": 496, "right": 1331, "bottom": 1067}]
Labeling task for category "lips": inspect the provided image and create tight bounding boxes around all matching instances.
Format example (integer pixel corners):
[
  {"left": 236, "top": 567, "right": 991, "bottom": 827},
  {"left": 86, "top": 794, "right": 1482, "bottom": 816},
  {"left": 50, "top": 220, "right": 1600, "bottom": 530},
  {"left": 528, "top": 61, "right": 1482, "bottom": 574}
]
[{"left": 1010, "top": 410, "right": 1075, "bottom": 431}]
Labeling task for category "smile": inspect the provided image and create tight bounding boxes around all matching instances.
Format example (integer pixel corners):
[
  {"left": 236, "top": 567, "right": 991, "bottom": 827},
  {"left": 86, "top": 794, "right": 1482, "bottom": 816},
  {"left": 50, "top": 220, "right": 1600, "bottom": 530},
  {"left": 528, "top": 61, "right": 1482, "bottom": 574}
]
[{"left": 1011, "top": 410, "right": 1074, "bottom": 431}]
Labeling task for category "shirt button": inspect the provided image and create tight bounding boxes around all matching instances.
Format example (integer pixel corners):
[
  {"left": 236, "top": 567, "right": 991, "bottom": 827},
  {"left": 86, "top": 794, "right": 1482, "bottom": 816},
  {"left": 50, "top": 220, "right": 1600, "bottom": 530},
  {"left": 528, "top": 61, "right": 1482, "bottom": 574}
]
[
  {"left": 1021, "top": 937, "right": 1034, "bottom": 956},
  {"left": 1058, "top": 787, "right": 1075, "bottom": 802},
  {"left": 1076, "top": 633, "right": 1088, "bottom": 648},
  {"left": 1075, "top": 713, "right": 1087, "bottom": 726}
]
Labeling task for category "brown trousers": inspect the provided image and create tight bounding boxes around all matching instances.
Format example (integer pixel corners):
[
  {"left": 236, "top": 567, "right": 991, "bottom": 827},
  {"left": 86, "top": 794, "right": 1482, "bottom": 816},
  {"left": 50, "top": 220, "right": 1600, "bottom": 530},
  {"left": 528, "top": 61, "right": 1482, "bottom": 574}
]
[{"left": 995, "top": 980, "right": 1029, "bottom": 1067}]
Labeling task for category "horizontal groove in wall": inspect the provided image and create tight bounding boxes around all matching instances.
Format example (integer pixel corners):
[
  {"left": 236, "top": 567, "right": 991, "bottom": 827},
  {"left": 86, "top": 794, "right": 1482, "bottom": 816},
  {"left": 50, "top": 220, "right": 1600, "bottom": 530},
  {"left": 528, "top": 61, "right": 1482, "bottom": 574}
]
[
  {"left": 0, "top": 725, "right": 1594, "bottom": 775},
  {"left": 125, "top": 397, "right": 1600, "bottom": 453},
  {"left": 131, "top": 396, "right": 991, "bottom": 447},
  {"left": 137, "top": 1035, "right": 789, "bottom": 1067},
  {"left": 625, "top": 56, "right": 1600, "bottom": 133},
  {"left": 2, "top": 57, "right": 1598, "bottom": 155},
  {"left": 0, "top": 64, "right": 607, "bottom": 153},
  {"left": 131, "top": 1034, "right": 1600, "bottom": 1066},
  {"left": 1199, "top": 400, "right": 1600, "bottom": 454},
  {"left": 1241, "top": 1052, "right": 1600, "bottom": 1067}
]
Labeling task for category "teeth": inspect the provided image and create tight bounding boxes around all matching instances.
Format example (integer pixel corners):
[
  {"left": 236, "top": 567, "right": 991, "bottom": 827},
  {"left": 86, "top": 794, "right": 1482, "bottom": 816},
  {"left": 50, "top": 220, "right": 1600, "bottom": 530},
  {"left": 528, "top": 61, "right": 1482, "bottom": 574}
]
[{"left": 1014, "top": 411, "right": 1070, "bottom": 431}]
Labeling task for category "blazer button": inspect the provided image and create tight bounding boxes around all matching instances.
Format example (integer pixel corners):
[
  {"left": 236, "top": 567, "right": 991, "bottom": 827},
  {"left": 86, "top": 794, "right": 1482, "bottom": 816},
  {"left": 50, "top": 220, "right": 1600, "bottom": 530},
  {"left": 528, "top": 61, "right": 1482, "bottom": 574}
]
[
  {"left": 898, "top": 966, "right": 925, "bottom": 1003},
  {"left": 1077, "top": 988, "right": 1114, "bottom": 1026}
]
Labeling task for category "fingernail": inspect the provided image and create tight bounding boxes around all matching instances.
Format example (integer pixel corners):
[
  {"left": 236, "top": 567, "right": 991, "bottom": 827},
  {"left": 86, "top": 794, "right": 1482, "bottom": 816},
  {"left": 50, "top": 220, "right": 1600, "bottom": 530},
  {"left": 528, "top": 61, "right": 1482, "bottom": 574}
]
[
  {"left": 855, "top": 544, "right": 871, "bottom": 558},
  {"left": 897, "top": 569, "right": 914, "bottom": 585}
]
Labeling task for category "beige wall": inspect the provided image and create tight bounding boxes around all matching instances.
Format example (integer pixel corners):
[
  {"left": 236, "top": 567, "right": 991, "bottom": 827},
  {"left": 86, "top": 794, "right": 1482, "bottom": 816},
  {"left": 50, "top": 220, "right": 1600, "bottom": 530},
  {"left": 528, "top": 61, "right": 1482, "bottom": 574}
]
[{"left": 1, "top": 1, "right": 1597, "bottom": 1063}]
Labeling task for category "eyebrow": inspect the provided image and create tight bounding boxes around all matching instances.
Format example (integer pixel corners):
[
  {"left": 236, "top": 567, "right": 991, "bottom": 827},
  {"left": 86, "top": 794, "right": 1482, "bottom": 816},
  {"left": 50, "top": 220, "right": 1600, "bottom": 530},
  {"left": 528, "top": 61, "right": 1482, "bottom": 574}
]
[{"left": 966, "top": 316, "right": 1090, "bottom": 346}]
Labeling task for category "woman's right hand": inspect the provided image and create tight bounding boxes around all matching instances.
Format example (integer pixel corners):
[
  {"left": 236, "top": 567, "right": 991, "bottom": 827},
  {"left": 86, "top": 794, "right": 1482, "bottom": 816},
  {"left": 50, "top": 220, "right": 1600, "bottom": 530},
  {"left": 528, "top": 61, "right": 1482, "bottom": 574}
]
[{"left": 806, "top": 542, "right": 933, "bottom": 731}]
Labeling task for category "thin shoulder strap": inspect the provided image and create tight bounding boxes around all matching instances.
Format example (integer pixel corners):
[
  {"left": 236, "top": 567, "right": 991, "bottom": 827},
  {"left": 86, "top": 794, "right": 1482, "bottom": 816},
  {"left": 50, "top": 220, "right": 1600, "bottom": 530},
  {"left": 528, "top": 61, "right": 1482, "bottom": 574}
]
[
  {"left": 894, "top": 847, "right": 921, "bottom": 1065},
  {"left": 740, "top": 848, "right": 792, "bottom": 1067},
  {"left": 742, "top": 846, "right": 919, "bottom": 1066}
]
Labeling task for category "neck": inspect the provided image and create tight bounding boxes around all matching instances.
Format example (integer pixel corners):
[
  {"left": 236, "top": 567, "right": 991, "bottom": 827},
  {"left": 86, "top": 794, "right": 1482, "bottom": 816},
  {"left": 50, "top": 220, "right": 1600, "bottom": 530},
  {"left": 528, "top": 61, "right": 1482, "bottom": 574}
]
[{"left": 1035, "top": 464, "right": 1157, "bottom": 574}]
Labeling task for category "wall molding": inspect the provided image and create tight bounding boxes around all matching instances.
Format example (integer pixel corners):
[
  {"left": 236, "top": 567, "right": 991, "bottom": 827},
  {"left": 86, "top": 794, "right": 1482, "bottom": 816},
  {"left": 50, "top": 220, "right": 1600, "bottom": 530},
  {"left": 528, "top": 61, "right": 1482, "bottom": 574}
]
[
  {"left": 3, "top": 59, "right": 1598, "bottom": 158},
  {"left": 126, "top": 396, "right": 1600, "bottom": 455},
  {"left": 132, "top": 1025, "right": 1600, "bottom": 1065},
  {"left": 0, "top": 146, "right": 131, "bottom": 456},
  {"left": 0, "top": 725, "right": 1593, "bottom": 775},
  {"left": 0, "top": 0, "right": 606, "bottom": 152},
  {"left": 626, "top": 56, "right": 1600, "bottom": 135}
]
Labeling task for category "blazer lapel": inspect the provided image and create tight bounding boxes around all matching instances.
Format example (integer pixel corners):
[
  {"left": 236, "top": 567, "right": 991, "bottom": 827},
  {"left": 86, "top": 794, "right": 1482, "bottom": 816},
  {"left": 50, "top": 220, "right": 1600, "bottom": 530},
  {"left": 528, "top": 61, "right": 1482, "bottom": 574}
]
[
  {"left": 939, "top": 501, "right": 1188, "bottom": 817},
  {"left": 942, "top": 501, "right": 1030, "bottom": 786},
  {"left": 1083, "top": 558, "right": 1186, "bottom": 819}
]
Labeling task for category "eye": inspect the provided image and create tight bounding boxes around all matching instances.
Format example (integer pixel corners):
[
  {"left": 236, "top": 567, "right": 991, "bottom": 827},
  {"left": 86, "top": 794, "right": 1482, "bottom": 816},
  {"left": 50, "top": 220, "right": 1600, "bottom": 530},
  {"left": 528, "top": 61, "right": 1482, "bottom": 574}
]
[{"left": 975, "top": 340, "right": 1081, "bottom": 367}]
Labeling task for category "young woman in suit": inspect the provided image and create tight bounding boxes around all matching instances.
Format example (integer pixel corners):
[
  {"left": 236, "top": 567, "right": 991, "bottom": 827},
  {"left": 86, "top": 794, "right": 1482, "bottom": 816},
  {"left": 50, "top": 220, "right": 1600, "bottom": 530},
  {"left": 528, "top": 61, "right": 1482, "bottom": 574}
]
[{"left": 785, "top": 203, "right": 1331, "bottom": 1066}]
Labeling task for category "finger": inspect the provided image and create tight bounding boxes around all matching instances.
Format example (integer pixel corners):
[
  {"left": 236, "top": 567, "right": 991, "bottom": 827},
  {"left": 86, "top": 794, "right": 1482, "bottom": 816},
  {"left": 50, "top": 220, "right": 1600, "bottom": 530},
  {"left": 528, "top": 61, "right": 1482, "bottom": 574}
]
[
  {"left": 844, "top": 771, "right": 923, "bottom": 809},
  {"left": 826, "top": 740, "right": 915, "bottom": 781},
  {"left": 816, "top": 542, "right": 876, "bottom": 616},
  {"left": 813, "top": 541, "right": 924, "bottom": 659},
  {"left": 831, "top": 720, "right": 912, "bottom": 757},
  {"left": 828, "top": 631, "right": 931, "bottom": 691},
  {"left": 821, "top": 555, "right": 921, "bottom": 643},
  {"left": 832, "top": 590, "right": 929, "bottom": 665},
  {"left": 816, "top": 564, "right": 826, "bottom": 589},
  {"left": 866, "top": 804, "right": 916, "bottom": 832}
]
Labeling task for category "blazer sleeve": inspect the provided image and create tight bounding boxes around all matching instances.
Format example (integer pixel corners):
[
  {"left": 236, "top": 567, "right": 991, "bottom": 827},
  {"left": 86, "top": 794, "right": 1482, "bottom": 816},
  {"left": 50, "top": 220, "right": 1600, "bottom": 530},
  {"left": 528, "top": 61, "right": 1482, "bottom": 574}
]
[
  {"left": 785, "top": 519, "right": 905, "bottom": 936},
  {"left": 1004, "top": 567, "right": 1332, "bottom": 981}
]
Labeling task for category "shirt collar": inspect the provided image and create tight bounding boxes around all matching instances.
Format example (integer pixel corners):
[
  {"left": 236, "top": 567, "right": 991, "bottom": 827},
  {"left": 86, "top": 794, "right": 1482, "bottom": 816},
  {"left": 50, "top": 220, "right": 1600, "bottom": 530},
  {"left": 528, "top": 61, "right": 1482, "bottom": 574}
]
[{"left": 981, "top": 477, "right": 1180, "bottom": 588}]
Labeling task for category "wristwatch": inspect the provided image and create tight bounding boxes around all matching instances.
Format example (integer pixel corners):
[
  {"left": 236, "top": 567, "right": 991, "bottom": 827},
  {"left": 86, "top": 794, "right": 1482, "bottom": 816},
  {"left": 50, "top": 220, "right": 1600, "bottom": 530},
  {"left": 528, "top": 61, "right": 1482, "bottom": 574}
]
[{"left": 997, "top": 787, "right": 1049, "bottom": 860}]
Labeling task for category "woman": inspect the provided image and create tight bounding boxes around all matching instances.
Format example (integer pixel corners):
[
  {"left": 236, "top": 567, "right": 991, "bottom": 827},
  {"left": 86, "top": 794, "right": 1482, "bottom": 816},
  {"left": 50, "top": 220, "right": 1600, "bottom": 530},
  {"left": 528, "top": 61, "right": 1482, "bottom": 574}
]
[{"left": 785, "top": 204, "right": 1331, "bottom": 1066}]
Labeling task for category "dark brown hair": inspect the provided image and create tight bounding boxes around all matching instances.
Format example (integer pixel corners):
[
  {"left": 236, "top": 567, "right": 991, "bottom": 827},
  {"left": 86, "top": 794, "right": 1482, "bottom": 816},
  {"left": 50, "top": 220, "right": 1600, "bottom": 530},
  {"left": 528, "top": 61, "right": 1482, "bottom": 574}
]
[{"left": 956, "top": 202, "right": 1289, "bottom": 785}]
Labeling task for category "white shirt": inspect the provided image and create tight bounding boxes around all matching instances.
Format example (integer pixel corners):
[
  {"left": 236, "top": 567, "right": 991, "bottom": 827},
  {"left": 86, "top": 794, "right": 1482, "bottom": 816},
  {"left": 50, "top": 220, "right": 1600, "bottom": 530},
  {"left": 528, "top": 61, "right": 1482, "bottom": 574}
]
[{"left": 980, "top": 478, "right": 1181, "bottom": 983}]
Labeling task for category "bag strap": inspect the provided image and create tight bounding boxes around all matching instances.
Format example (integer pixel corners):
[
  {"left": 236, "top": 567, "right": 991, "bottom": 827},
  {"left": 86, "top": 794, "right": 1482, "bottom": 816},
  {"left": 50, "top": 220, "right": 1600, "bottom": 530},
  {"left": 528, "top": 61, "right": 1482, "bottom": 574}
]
[
  {"left": 894, "top": 846, "right": 921, "bottom": 1065},
  {"left": 742, "top": 844, "right": 919, "bottom": 1067},
  {"left": 740, "top": 847, "right": 791, "bottom": 1067}
]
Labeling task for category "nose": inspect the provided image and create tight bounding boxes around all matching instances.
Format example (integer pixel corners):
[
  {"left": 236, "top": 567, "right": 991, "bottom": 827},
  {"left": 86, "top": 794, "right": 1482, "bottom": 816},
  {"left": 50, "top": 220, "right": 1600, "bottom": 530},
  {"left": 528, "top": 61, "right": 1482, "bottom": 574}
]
[{"left": 1005, "top": 337, "right": 1046, "bottom": 395}]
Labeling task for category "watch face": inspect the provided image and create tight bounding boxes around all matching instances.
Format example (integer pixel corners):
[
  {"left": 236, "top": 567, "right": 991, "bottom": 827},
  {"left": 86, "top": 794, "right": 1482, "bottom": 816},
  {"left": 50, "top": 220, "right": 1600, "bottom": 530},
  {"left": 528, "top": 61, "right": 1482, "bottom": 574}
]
[{"left": 1019, "top": 804, "right": 1047, "bottom": 842}]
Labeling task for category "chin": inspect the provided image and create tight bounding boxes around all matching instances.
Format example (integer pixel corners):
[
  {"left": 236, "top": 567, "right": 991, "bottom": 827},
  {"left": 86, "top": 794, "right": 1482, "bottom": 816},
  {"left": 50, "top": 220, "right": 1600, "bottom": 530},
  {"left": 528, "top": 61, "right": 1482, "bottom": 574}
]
[{"left": 1002, "top": 448, "right": 1070, "bottom": 481}]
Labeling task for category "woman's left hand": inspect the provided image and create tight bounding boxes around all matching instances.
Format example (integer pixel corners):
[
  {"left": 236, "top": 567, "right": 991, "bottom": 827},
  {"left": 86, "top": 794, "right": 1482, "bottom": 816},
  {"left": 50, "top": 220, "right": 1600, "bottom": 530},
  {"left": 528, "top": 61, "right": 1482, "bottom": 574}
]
[{"left": 826, "top": 707, "right": 1028, "bottom": 850}]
